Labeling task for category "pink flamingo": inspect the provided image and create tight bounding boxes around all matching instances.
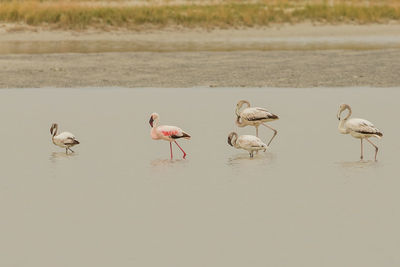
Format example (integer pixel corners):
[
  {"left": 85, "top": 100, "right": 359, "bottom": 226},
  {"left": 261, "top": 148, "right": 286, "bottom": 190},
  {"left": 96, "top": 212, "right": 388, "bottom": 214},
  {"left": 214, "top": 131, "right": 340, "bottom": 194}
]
[{"left": 149, "top": 112, "right": 191, "bottom": 159}]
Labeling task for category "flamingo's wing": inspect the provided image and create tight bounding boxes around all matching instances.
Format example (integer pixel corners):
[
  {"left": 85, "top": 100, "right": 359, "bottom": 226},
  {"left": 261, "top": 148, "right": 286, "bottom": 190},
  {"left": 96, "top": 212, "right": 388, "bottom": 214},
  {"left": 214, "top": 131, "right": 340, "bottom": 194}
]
[
  {"left": 242, "top": 107, "right": 278, "bottom": 121},
  {"left": 58, "top": 132, "right": 79, "bottom": 145},
  {"left": 159, "top": 125, "right": 190, "bottom": 139},
  {"left": 238, "top": 135, "right": 266, "bottom": 148},
  {"left": 64, "top": 137, "right": 80, "bottom": 145},
  {"left": 347, "top": 118, "right": 383, "bottom": 136}
]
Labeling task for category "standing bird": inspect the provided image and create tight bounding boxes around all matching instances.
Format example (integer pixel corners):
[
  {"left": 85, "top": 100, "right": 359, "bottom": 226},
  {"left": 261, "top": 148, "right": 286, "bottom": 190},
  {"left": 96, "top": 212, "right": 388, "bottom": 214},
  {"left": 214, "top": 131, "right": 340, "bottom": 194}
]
[
  {"left": 337, "top": 104, "right": 383, "bottom": 161},
  {"left": 50, "top": 123, "right": 80, "bottom": 154},
  {"left": 227, "top": 132, "right": 268, "bottom": 158},
  {"left": 235, "top": 100, "right": 279, "bottom": 146},
  {"left": 149, "top": 113, "right": 191, "bottom": 160}
]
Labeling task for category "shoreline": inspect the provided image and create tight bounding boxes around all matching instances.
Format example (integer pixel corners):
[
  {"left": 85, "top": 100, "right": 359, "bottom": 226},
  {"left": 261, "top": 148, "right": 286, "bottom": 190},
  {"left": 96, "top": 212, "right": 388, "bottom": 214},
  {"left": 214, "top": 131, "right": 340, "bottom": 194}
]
[
  {"left": 1, "top": 24, "right": 400, "bottom": 88},
  {"left": 2, "top": 23, "right": 400, "bottom": 42},
  {"left": 1, "top": 24, "right": 400, "bottom": 54}
]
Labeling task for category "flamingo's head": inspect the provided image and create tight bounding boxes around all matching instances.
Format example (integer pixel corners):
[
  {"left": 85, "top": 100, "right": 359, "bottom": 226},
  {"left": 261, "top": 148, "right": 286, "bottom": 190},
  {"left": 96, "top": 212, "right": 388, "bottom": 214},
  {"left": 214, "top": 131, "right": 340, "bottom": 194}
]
[
  {"left": 337, "top": 104, "right": 349, "bottom": 120},
  {"left": 50, "top": 123, "right": 58, "bottom": 135},
  {"left": 149, "top": 113, "right": 159, "bottom": 127},
  {"left": 227, "top": 132, "right": 237, "bottom": 147}
]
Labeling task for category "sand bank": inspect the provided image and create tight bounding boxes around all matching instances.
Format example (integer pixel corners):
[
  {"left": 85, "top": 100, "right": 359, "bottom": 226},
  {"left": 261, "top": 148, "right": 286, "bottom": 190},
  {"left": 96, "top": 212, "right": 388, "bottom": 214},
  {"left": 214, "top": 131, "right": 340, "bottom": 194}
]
[{"left": 1, "top": 24, "right": 400, "bottom": 88}]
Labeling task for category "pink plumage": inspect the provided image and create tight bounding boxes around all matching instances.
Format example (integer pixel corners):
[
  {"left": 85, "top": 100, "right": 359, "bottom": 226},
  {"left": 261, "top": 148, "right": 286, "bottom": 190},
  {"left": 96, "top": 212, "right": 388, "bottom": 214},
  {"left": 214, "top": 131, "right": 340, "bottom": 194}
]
[{"left": 149, "top": 113, "right": 191, "bottom": 159}]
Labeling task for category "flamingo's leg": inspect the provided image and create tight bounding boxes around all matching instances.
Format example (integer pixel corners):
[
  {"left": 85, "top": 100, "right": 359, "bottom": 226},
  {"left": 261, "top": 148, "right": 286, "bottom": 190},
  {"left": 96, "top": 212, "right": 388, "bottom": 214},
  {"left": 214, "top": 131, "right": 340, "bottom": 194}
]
[
  {"left": 170, "top": 142, "right": 173, "bottom": 160},
  {"left": 68, "top": 147, "right": 75, "bottom": 153},
  {"left": 360, "top": 139, "right": 364, "bottom": 160},
  {"left": 255, "top": 126, "right": 259, "bottom": 154},
  {"left": 174, "top": 141, "right": 187, "bottom": 159},
  {"left": 65, "top": 148, "right": 68, "bottom": 154},
  {"left": 262, "top": 123, "right": 278, "bottom": 146},
  {"left": 366, "top": 138, "right": 379, "bottom": 161}
]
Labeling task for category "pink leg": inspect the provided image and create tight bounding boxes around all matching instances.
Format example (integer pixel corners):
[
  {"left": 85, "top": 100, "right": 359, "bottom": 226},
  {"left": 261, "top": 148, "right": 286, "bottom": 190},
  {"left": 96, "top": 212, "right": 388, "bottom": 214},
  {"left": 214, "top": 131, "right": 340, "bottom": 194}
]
[
  {"left": 170, "top": 142, "right": 173, "bottom": 160},
  {"left": 366, "top": 138, "right": 379, "bottom": 161},
  {"left": 174, "top": 141, "right": 187, "bottom": 159}
]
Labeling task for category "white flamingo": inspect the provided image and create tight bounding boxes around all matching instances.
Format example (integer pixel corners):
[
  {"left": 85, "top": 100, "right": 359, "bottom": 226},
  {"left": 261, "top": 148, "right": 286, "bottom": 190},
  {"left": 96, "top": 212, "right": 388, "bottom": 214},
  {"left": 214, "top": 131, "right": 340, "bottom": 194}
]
[
  {"left": 235, "top": 100, "right": 279, "bottom": 146},
  {"left": 50, "top": 123, "right": 80, "bottom": 154},
  {"left": 227, "top": 132, "right": 268, "bottom": 158},
  {"left": 149, "top": 113, "right": 191, "bottom": 159},
  {"left": 337, "top": 104, "right": 383, "bottom": 161}
]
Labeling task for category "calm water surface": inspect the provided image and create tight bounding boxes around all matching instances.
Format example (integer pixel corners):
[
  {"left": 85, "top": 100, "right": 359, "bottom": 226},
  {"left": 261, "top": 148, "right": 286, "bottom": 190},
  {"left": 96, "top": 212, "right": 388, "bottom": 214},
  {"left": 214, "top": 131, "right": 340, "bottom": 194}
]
[{"left": 0, "top": 87, "right": 399, "bottom": 267}]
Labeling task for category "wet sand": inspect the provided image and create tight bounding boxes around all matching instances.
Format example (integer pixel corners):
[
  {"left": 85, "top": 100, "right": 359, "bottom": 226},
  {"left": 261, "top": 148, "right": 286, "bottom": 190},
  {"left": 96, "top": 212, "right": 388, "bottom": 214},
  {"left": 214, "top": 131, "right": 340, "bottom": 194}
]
[
  {"left": 1, "top": 49, "right": 400, "bottom": 88},
  {"left": 1, "top": 24, "right": 400, "bottom": 88},
  {"left": 0, "top": 87, "right": 399, "bottom": 267}
]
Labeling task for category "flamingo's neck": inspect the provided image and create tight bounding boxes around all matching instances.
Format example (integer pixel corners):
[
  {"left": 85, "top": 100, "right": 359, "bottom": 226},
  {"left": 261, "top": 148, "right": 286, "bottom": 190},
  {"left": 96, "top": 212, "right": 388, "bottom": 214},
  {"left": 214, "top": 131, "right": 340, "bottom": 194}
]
[
  {"left": 343, "top": 106, "right": 352, "bottom": 120},
  {"left": 236, "top": 115, "right": 246, "bottom": 127},
  {"left": 235, "top": 101, "right": 250, "bottom": 117},
  {"left": 338, "top": 110, "right": 351, "bottom": 134},
  {"left": 338, "top": 106, "right": 352, "bottom": 134},
  {"left": 152, "top": 117, "right": 159, "bottom": 128},
  {"left": 235, "top": 106, "right": 241, "bottom": 117},
  {"left": 338, "top": 119, "right": 348, "bottom": 134},
  {"left": 52, "top": 125, "right": 58, "bottom": 137},
  {"left": 231, "top": 134, "right": 239, "bottom": 148},
  {"left": 150, "top": 127, "right": 159, "bottom": 139},
  {"left": 150, "top": 118, "right": 160, "bottom": 139},
  {"left": 51, "top": 128, "right": 57, "bottom": 144}
]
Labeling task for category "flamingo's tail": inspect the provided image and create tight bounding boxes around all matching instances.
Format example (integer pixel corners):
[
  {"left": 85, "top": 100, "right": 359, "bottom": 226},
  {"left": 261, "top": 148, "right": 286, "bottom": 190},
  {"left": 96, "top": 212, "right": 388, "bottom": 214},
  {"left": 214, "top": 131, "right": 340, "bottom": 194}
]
[{"left": 182, "top": 132, "right": 191, "bottom": 140}]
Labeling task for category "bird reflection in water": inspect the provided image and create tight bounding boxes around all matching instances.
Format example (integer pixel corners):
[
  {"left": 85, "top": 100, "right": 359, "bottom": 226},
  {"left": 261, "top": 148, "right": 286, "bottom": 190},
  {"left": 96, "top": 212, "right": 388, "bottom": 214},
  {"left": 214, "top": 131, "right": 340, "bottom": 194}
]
[
  {"left": 150, "top": 158, "right": 186, "bottom": 168},
  {"left": 227, "top": 152, "right": 276, "bottom": 167},
  {"left": 49, "top": 151, "right": 77, "bottom": 163}
]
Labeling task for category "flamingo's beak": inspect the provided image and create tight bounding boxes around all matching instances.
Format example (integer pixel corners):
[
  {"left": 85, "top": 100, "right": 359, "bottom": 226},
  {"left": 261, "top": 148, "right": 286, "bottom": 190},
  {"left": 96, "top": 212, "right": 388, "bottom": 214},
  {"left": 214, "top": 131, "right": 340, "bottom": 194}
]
[
  {"left": 149, "top": 116, "right": 154, "bottom": 127},
  {"left": 227, "top": 135, "right": 233, "bottom": 146}
]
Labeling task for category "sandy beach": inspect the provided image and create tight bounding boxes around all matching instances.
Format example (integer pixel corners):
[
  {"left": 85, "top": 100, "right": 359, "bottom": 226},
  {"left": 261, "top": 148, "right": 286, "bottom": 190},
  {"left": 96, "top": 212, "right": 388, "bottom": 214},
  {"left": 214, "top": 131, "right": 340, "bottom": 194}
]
[{"left": 1, "top": 24, "right": 400, "bottom": 88}]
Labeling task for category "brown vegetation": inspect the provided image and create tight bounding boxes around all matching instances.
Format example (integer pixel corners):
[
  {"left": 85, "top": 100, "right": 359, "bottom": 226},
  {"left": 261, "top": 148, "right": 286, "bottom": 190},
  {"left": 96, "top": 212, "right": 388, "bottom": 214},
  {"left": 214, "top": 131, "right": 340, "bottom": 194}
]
[{"left": 1, "top": 0, "right": 400, "bottom": 29}]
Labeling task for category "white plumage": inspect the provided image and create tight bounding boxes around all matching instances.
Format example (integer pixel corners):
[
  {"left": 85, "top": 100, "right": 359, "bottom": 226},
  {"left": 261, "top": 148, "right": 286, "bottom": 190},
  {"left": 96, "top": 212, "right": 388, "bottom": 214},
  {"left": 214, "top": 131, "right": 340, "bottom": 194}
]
[
  {"left": 343, "top": 118, "right": 382, "bottom": 138},
  {"left": 337, "top": 104, "right": 383, "bottom": 161},
  {"left": 239, "top": 107, "right": 277, "bottom": 123},
  {"left": 235, "top": 100, "right": 279, "bottom": 146},
  {"left": 228, "top": 132, "right": 268, "bottom": 157},
  {"left": 50, "top": 123, "right": 80, "bottom": 154}
]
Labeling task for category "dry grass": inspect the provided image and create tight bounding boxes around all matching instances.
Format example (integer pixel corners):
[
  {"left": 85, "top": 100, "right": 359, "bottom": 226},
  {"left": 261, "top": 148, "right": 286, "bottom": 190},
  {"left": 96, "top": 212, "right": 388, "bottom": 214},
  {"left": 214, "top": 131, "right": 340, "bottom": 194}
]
[{"left": 1, "top": 0, "right": 400, "bottom": 29}]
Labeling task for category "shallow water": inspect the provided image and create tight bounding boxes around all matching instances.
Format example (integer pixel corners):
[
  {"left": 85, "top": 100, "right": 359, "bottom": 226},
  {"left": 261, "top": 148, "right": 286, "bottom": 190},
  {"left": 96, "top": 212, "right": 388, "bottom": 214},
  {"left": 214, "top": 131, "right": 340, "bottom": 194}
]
[{"left": 0, "top": 87, "right": 399, "bottom": 267}]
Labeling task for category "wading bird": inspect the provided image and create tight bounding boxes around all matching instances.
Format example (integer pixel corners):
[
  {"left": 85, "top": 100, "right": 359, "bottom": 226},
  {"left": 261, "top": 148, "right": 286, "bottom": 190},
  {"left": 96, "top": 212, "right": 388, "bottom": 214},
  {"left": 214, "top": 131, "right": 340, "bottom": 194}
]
[
  {"left": 149, "top": 113, "right": 191, "bottom": 160},
  {"left": 337, "top": 104, "right": 383, "bottom": 161},
  {"left": 227, "top": 132, "right": 268, "bottom": 158},
  {"left": 50, "top": 123, "right": 80, "bottom": 154},
  {"left": 235, "top": 100, "right": 279, "bottom": 146}
]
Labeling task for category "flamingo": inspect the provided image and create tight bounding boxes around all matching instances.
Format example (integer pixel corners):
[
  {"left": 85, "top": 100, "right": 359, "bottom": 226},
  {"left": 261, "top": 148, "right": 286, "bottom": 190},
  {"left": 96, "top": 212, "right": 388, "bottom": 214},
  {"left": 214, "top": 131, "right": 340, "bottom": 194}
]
[
  {"left": 50, "top": 123, "right": 80, "bottom": 154},
  {"left": 235, "top": 100, "right": 279, "bottom": 146},
  {"left": 149, "top": 113, "right": 191, "bottom": 159},
  {"left": 227, "top": 132, "right": 268, "bottom": 158},
  {"left": 337, "top": 104, "right": 383, "bottom": 161}
]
